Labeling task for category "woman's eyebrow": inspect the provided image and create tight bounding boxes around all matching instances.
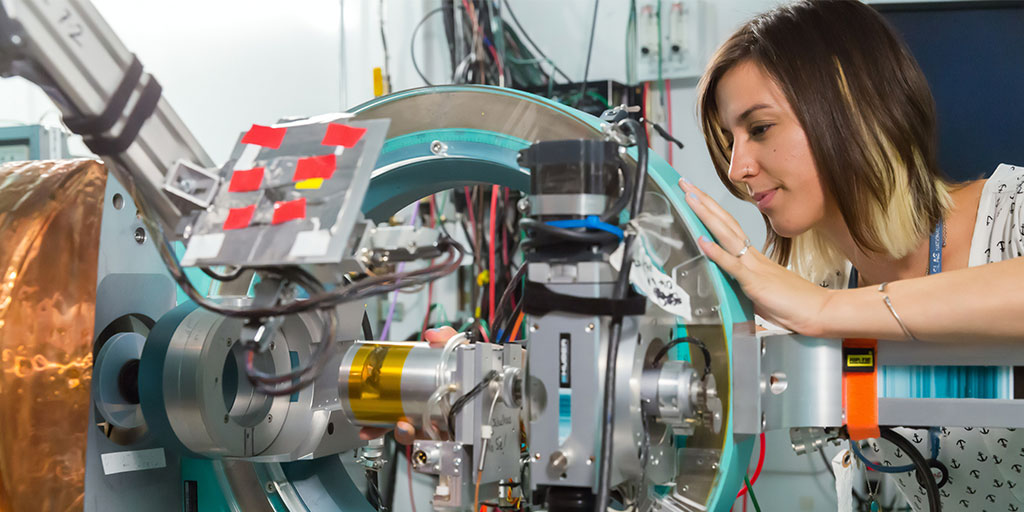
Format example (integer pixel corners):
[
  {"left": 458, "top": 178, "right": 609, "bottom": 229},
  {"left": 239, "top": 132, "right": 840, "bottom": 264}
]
[{"left": 736, "top": 104, "right": 772, "bottom": 124}]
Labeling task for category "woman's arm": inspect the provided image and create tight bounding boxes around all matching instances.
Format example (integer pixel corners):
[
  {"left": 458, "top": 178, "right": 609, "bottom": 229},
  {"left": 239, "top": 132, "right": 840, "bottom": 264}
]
[
  {"left": 818, "top": 258, "right": 1024, "bottom": 343},
  {"left": 678, "top": 178, "right": 1024, "bottom": 343}
]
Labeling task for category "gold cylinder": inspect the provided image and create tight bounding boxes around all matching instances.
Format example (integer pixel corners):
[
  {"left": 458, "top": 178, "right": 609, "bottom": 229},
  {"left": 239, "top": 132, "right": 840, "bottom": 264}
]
[
  {"left": 343, "top": 342, "right": 447, "bottom": 428},
  {"left": 0, "top": 160, "right": 106, "bottom": 512}
]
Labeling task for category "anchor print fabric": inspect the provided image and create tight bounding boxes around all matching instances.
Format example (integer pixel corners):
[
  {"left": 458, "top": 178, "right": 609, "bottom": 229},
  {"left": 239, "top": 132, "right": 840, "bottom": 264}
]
[
  {"left": 869, "top": 163, "right": 1024, "bottom": 511},
  {"left": 867, "top": 427, "right": 1024, "bottom": 511}
]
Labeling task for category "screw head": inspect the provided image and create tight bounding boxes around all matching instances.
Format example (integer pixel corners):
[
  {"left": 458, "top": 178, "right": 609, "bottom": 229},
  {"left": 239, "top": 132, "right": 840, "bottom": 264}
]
[
  {"left": 430, "top": 140, "right": 448, "bottom": 155},
  {"left": 266, "top": 482, "right": 275, "bottom": 493},
  {"left": 133, "top": 227, "right": 147, "bottom": 244},
  {"left": 267, "top": 414, "right": 273, "bottom": 423}
]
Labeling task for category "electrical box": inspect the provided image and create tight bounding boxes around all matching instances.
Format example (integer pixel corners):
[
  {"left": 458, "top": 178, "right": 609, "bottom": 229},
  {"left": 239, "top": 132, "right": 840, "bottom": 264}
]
[
  {"left": 0, "top": 125, "right": 70, "bottom": 162},
  {"left": 633, "top": 0, "right": 703, "bottom": 83}
]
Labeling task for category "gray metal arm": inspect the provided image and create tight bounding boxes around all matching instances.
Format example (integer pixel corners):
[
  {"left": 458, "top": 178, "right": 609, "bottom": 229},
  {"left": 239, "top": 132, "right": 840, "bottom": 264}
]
[{"left": 0, "top": 0, "right": 212, "bottom": 238}]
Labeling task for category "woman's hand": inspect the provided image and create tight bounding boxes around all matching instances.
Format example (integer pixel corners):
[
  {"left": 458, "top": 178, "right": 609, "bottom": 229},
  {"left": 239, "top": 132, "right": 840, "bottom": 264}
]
[
  {"left": 357, "top": 325, "right": 457, "bottom": 445},
  {"left": 679, "top": 178, "right": 833, "bottom": 337}
]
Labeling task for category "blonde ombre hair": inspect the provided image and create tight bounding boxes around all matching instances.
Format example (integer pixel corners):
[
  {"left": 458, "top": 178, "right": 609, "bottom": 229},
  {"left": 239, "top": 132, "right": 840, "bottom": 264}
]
[{"left": 697, "top": 0, "right": 954, "bottom": 284}]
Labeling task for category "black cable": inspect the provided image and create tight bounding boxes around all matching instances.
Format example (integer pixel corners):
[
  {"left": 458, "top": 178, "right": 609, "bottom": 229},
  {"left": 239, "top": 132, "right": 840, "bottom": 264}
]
[
  {"left": 576, "top": 0, "right": 601, "bottom": 108},
  {"left": 384, "top": 433, "right": 399, "bottom": 512},
  {"left": 447, "top": 370, "right": 501, "bottom": 438},
  {"left": 879, "top": 427, "right": 940, "bottom": 512},
  {"left": 596, "top": 118, "right": 648, "bottom": 512},
  {"left": 490, "top": 263, "right": 526, "bottom": 333},
  {"left": 366, "top": 469, "right": 382, "bottom": 510},
  {"left": 646, "top": 119, "right": 685, "bottom": 150},
  {"left": 500, "top": 0, "right": 571, "bottom": 83},
  {"left": 441, "top": 0, "right": 458, "bottom": 73},
  {"left": 599, "top": 163, "right": 634, "bottom": 224},
  {"left": 518, "top": 218, "right": 619, "bottom": 250},
  {"left": 200, "top": 265, "right": 245, "bottom": 282},
  {"left": 652, "top": 336, "right": 711, "bottom": 378},
  {"left": 411, "top": 7, "right": 445, "bottom": 86}
]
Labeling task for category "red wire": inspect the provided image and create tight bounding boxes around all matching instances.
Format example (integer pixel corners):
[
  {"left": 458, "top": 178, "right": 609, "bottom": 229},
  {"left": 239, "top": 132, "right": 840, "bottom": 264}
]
[
  {"left": 736, "top": 432, "right": 766, "bottom": 498},
  {"left": 501, "top": 188, "right": 510, "bottom": 267},
  {"left": 664, "top": 78, "right": 673, "bottom": 167},
  {"left": 488, "top": 185, "right": 499, "bottom": 325}
]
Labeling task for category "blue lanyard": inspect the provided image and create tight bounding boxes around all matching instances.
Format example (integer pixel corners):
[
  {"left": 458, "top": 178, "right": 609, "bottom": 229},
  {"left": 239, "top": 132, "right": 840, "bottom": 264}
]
[{"left": 848, "top": 220, "right": 944, "bottom": 288}]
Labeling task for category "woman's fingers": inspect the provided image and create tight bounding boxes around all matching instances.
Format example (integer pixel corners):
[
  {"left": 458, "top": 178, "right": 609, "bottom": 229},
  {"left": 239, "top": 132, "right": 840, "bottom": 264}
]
[
  {"left": 683, "top": 186, "right": 748, "bottom": 256},
  {"left": 358, "top": 427, "right": 389, "bottom": 441},
  {"left": 424, "top": 326, "right": 457, "bottom": 347},
  {"left": 697, "top": 235, "right": 748, "bottom": 279},
  {"left": 394, "top": 421, "right": 417, "bottom": 445},
  {"left": 679, "top": 178, "right": 747, "bottom": 242}
]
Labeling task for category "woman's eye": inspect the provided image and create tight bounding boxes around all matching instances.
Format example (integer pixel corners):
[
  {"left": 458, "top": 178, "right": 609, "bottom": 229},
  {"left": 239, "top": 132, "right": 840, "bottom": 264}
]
[{"left": 750, "top": 124, "right": 772, "bottom": 137}]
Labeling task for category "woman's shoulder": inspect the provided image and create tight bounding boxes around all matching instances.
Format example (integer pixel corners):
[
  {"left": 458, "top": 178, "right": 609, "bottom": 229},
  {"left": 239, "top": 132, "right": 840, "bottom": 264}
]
[{"left": 967, "top": 163, "right": 1024, "bottom": 265}]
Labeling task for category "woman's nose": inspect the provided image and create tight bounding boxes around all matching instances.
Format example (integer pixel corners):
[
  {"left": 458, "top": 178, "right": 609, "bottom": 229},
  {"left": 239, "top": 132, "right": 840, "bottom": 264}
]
[{"left": 727, "top": 143, "right": 757, "bottom": 183}]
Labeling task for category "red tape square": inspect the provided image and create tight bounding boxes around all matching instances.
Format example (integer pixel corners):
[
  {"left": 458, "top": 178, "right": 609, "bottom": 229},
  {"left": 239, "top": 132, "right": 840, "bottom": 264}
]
[
  {"left": 293, "top": 154, "right": 337, "bottom": 182},
  {"left": 272, "top": 197, "right": 307, "bottom": 225},
  {"left": 322, "top": 123, "right": 367, "bottom": 148},
  {"left": 241, "top": 124, "right": 287, "bottom": 149},
  {"left": 228, "top": 167, "right": 265, "bottom": 192},
  {"left": 224, "top": 205, "right": 256, "bottom": 230}
]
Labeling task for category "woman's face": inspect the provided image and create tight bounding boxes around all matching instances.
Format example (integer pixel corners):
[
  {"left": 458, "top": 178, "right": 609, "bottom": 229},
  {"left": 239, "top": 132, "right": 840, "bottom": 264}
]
[{"left": 715, "top": 60, "right": 830, "bottom": 237}]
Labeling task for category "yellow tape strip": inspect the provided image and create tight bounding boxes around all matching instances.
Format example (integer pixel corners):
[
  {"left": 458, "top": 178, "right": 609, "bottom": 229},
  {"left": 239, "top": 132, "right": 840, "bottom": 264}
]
[{"left": 295, "top": 177, "right": 324, "bottom": 190}]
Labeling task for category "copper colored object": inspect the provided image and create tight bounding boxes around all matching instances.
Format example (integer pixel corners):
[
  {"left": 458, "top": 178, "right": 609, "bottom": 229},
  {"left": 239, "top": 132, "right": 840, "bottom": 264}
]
[{"left": 0, "top": 159, "right": 107, "bottom": 512}]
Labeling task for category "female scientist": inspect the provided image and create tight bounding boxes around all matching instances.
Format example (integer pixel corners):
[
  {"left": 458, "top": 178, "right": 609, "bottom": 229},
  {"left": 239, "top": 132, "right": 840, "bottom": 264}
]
[{"left": 679, "top": 0, "right": 1024, "bottom": 509}]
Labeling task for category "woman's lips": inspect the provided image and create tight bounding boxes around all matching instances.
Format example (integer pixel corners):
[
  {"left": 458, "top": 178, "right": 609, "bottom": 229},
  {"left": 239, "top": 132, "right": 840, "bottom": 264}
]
[{"left": 754, "top": 188, "right": 778, "bottom": 210}]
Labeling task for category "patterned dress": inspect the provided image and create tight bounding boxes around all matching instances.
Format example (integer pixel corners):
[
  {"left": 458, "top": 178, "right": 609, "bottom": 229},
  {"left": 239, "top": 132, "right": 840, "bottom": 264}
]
[{"left": 866, "top": 163, "right": 1024, "bottom": 511}]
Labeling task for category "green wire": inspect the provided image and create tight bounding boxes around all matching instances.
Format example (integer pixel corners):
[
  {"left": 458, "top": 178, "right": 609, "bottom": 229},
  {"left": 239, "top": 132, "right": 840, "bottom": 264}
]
[{"left": 744, "top": 474, "right": 762, "bottom": 512}]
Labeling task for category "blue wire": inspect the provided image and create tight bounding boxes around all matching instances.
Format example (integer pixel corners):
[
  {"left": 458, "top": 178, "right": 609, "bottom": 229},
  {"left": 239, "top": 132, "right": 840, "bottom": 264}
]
[
  {"left": 849, "top": 428, "right": 941, "bottom": 474},
  {"left": 546, "top": 215, "right": 624, "bottom": 239},
  {"left": 850, "top": 440, "right": 915, "bottom": 473}
]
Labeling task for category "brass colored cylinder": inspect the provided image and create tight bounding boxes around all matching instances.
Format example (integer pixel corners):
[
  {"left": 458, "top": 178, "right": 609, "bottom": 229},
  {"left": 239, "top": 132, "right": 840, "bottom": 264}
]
[{"left": 340, "top": 342, "right": 448, "bottom": 428}]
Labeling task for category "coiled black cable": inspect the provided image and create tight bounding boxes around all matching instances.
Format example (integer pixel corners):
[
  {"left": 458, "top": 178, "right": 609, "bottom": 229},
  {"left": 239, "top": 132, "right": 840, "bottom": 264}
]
[{"left": 879, "top": 427, "right": 941, "bottom": 512}]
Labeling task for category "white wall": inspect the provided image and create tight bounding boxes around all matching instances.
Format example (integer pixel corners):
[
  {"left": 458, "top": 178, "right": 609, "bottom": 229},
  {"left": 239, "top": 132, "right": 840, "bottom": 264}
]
[{"left": 0, "top": 0, "right": 343, "bottom": 164}]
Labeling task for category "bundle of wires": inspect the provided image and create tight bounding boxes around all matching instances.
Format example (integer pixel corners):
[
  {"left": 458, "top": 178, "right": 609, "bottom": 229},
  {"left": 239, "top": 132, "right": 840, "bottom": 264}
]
[
  {"left": 140, "top": 205, "right": 465, "bottom": 397},
  {"left": 411, "top": 0, "right": 572, "bottom": 90}
]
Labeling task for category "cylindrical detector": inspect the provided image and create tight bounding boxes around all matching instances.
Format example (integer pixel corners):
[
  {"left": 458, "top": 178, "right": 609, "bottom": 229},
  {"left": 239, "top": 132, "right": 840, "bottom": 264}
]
[{"left": 337, "top": 341, "right": 451, "bottom": 428}]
